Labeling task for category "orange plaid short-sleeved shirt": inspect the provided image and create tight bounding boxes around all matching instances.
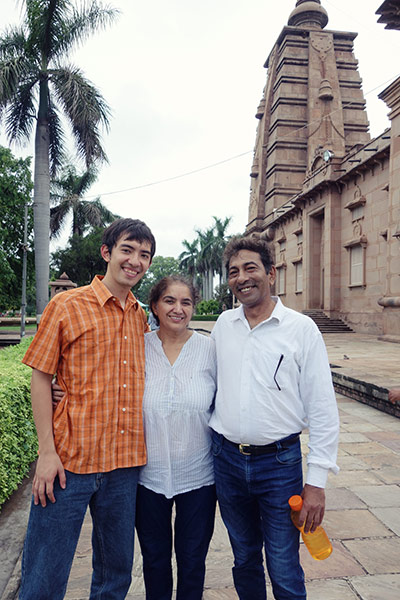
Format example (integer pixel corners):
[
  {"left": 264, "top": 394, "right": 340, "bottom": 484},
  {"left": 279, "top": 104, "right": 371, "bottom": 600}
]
[{"left": 23, "top": 276, "right": 149, "bottom": 474}]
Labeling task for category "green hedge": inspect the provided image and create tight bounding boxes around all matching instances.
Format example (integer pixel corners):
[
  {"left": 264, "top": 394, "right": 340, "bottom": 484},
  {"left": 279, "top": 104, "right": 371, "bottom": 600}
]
[
  {"left": 0, "top": 337, "right": 37, "bottom": 508},
  {"left": 191, "top": 314, "right": 219, "bottom": 321}
]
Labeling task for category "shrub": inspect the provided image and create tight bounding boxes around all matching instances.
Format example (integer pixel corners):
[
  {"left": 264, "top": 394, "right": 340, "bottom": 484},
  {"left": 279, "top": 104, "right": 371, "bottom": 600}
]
[
  {"left": 196, "top": 299, "right": 220, "bottom": 316},
  {"left": 0, "top": 337, "right": 37, "bottom": 508},
  {"left": 190, "top": 314, "right": 219, "bottom": 322}
]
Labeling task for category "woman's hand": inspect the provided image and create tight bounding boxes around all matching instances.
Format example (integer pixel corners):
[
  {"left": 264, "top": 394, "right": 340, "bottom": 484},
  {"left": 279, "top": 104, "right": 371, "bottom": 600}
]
[{"left": 51, "top": 381, "right": 65, "bottom": 407}]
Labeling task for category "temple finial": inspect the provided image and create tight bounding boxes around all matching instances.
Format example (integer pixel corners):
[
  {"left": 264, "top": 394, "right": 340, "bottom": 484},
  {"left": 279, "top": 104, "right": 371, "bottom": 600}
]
[{"left": 288, "top": 0, "right": 329, "bottom": 29}]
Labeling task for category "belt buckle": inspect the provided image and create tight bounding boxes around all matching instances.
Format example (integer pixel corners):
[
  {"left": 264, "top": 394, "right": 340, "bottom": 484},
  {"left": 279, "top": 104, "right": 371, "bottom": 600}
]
[{"left": 239, "top": 443, "right": 251, "bottom": 456}]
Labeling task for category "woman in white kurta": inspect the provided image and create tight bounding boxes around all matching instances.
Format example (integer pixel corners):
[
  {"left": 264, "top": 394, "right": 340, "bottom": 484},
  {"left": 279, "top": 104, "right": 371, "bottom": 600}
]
[{"left": 135, "top": 275, "right": 217, "bottom": 600}]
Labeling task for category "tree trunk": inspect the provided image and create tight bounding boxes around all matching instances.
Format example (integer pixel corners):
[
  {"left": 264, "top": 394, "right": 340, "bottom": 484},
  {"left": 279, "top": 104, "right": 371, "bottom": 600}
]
[
  {"left": 33, "top": 82, "right": 50, "bottom": 321},
  {"left": 202, "top": 274, "right": 207, "bottom": 300},
  {"left": 221, "top": 261, "right": 227, "bottom": 284},
  {"left": 208, "top": 268, "right": 214, "bottom": 299}
]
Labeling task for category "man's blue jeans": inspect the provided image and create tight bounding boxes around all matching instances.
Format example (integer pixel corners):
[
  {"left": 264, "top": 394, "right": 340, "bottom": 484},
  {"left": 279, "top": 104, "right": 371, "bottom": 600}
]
[
  {"left": 212, "top": 431, "right": 306, "bottom": 600},
  {"left": 135, "top": 483, "right": 216, "bottom": 600},
  {"left": 19, "top": 467, "right": 140, "bottom": 600}
]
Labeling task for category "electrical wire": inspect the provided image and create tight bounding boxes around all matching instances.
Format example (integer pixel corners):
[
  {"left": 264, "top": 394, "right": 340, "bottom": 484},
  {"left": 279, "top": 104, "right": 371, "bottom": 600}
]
[{"left": 82, "top": 70, "right": 400, "bottom": 200}]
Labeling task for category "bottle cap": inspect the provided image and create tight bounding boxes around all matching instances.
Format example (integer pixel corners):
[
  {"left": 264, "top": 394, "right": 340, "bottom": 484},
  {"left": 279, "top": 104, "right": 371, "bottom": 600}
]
[{"left": 289, "top": 495, "right": 303, "bottom": 511}]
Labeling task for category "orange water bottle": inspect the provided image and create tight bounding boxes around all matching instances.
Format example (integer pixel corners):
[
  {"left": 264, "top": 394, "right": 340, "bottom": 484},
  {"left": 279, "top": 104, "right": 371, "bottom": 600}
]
[{"left": 288, "top": 495, "right": 332, "bottom": 560}]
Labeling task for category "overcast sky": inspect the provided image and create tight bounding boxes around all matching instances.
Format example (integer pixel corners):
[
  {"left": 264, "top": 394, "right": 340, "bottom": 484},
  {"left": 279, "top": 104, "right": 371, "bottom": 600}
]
[{"left": 1, "top": 0, "right": 400, "bottom": 258}]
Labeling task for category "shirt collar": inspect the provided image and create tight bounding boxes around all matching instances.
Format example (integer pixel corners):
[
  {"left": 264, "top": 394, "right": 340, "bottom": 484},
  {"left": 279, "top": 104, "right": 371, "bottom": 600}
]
[
  {"left": 228, "top": 296, "right": 284, "bottom": 326},
  {"left": 90, "top": 275, "right": 138, "bottom": 310}
]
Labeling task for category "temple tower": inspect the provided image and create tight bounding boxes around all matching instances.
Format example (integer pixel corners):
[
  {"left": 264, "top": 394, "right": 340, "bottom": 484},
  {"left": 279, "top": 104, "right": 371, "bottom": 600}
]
[{"left": 247, "top": 0, "right": 370, "bottom": 233}]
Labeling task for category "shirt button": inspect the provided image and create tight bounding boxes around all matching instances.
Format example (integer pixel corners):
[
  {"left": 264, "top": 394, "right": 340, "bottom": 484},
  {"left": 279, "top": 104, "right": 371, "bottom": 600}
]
[
  {"left": 123, "top": 384, "right": 127, "bottom": 388},
  {"left": 124, "top": 336, "right": 127, "bottom": 340},
  {"left": 123, "top": 360, "right": 127, "bottom": 365},
  {"left": 113, "top": 298, "right": 116, "bottom": 301},
  {"left": 120, "top": 430, "right": 125, "bottom": 434},
  {"left": 122, "top": 407, "right": 126, "bottom": 412}
]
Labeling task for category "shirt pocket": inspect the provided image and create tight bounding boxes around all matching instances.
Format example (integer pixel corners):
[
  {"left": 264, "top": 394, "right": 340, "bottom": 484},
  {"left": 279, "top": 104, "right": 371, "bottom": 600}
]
[
  {"left": 79, "top": 329, "right": 110, "bottom": 348},
  {"left": 67, "top": 329, "right": 112, "bottom": 369},
  {"left": 252, "top": 349, "right": 293, "bottom": 391}
]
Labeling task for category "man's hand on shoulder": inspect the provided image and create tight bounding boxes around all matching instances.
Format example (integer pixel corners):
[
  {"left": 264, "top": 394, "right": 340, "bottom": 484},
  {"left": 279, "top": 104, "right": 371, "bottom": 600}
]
[
  {"left": 33, "top": 451, "right": 66, "bottom": 507},
  {"left": 298, "top": 484, "right": 325, "bottom": 533}
]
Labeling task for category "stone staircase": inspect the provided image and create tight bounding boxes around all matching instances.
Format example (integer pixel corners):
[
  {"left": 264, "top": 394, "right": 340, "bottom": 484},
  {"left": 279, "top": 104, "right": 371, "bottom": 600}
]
[{"left": 302, "top": 309, "right": 354, "bottom": 333}]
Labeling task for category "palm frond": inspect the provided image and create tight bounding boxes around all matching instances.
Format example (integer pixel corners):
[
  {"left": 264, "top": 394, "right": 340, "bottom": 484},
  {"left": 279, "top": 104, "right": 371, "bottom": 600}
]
[
  {"left": 4, "top": 77, "right": 37, "bottom": 143},
  {"left": 54, "top": 163, "right": 78, "bottom": 188},
  {"left": 50, "top": 65, "right": 110, "bottom": 166},
  {"left": 0, "top": 26, "right": 28, "bottom": 60},
  {"left": 47, "top": 99, "right": 66, "bottom": 176},
  {"left": 49, "top": 161, "right": 114, "bottom": 238},
  {"left": 0, "top": 53, "right": 36, "bottom": 108},
  {"left": 0, "top": 28, "right": 38, "bottom": 131},
  {"left": 50, "top": 198, "right": 71, "bottom": 238},
  {"left": 76, "top": 167, "right": 98, "bottom": 195},
  {"left": 25, "top": 0, "right": 71, "bottom": 61},
  {"left": 82, "top": 197, "right": 116, "bottom": 226},
  {"left": 51, "top": 163, "right": 97, "bottom": 196},
  {"left": 0, "top": 60, "right": 23, "bottom": 110},
  {"left": 49, "top": 191, "right": 66, "bottom": 205},
  {"left": 52, "top": 2, "right": 119, "bottom": 61}
]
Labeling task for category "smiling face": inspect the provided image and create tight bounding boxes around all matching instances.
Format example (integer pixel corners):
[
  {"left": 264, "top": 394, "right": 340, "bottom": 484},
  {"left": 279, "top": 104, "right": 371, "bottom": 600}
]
[
  {"left": 152, "top": 282, "right": 195, "bottom": 333},
  {"left": 101, "top": 234, "right": 152, "bottom": 298},
  {"left": 227, "top": 249, "right": 276, "bottom": 311}
]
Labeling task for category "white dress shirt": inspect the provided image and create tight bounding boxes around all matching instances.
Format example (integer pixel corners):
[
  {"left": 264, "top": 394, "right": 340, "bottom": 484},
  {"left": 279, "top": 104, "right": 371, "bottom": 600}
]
[
  {"left": 209, "top": 298, "right": 339, "bottom": 488},
  {"left": 139, "top": 330, "right": 216, "bottom": 498}
]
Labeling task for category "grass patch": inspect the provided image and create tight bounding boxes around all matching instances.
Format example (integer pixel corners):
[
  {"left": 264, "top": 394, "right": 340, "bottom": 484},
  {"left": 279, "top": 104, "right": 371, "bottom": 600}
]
[{"left": 0, "top": 325, "right": 37, "bottom": 332}]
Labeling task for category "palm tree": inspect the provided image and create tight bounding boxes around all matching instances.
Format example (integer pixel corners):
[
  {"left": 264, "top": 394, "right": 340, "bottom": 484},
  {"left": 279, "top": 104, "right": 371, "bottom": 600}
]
[
  {"left": 196, "top": 227, "right": 216, "bottom": 301},
  {"left": 50, "top": 164, "right": 117, "bottom": 238},
  {"left": 179, "top": 217, "right": 232, "bottom": 300},
  {"left": 211, "top": 216, "right": 232, "bottom": 285},
  {"left": 178, "top": 238, "right": 199, "bottom": 286},
  {"left": 0, "top": 0, "right": 117, "bottom": 318}
]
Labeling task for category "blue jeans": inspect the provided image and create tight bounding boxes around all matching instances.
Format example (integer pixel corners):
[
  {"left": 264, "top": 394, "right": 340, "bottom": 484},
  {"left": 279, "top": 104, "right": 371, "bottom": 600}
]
[
  {"left": 212, "top": 431, "right": 306, "bottom": 600},
  {"left": 19, "top": 467, "right": 140, "bottom": 600},
  {"left": 135, "top": 484, "right": 216, "bottom": 600}
]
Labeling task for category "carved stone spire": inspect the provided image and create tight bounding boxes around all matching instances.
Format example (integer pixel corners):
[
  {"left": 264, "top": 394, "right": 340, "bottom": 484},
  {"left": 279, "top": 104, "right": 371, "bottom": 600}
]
[
  {"left": 288, "top": 0, "right": 328, "bottom": 29},
  {"left": 247, "top": 0, "right": 370, "bottom": 233}
]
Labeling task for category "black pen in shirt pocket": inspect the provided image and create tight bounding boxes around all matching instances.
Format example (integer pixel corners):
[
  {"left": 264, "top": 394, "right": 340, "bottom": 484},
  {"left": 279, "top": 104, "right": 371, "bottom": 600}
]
[{"left": 273, "top": 354, "right": 284, "bottom": 391}]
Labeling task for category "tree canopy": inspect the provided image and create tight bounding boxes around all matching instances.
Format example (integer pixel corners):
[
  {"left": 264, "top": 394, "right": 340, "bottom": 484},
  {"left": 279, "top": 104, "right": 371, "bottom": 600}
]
[
  {"left": 0, "top": 145, "right": 34, "bottom": 311},
  {"left": 50, "top": 227, "right": 106, "bottom": 287},
  {"left": 134, "top": 256, "right": 181, "bottom": 304}
]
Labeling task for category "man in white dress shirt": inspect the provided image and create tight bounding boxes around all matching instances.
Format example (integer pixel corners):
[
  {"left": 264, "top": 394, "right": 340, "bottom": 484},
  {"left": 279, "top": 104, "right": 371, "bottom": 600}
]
[{"left": 209, "top": 234, "right": 339, "bottom": 600}]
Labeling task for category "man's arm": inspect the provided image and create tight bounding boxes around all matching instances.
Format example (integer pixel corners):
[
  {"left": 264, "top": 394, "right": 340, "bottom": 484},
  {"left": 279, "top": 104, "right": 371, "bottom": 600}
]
[
  {"left": 299, "top": 328, "right": 340, "bottom": 533},
  {"left": 31, "top": 369, "right": 66, "bottom": 507}
]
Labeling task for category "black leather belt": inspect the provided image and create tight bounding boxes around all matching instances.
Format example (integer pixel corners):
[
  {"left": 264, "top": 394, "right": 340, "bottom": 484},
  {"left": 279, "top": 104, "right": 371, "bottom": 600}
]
[{"left": 223, "top": 433, "right": 300, "bottom": 456}]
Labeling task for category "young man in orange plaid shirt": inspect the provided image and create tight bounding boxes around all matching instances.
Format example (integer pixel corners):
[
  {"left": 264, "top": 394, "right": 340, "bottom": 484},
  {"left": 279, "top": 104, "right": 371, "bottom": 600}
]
[{"left": 20, "top": 218, "right": 155, "bottom": 600}]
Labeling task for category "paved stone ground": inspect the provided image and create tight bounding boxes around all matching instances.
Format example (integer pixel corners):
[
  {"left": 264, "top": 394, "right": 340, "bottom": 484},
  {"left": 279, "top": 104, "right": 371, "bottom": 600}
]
[
  {"left": 1, "top": 329, "right": 400, "bottom": 599},
  {"left": 62, "top": 331, "right": 400, "bottom": 600},
  {"left": 61, "top": 391, "right": 400, "bottom": 600}
]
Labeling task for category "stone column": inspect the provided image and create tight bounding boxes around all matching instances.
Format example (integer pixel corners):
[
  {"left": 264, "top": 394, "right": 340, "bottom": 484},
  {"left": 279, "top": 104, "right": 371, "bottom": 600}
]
[{"left": 378, "top": 77, "right": 400, "bottom": 336}]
